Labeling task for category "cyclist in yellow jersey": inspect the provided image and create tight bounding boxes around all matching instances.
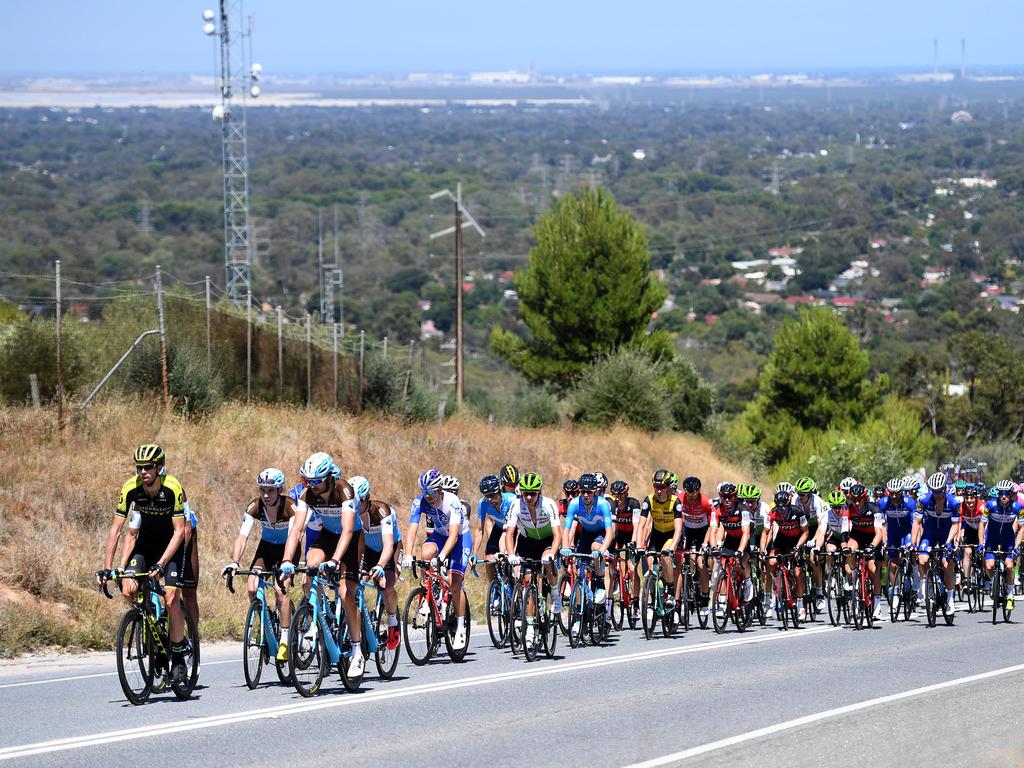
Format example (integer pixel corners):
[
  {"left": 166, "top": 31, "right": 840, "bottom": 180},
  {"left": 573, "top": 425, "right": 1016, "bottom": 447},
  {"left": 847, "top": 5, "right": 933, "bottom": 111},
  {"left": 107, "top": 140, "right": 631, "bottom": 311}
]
[{"left": 638, "top": 469, "right": 684, "bottom": 609}]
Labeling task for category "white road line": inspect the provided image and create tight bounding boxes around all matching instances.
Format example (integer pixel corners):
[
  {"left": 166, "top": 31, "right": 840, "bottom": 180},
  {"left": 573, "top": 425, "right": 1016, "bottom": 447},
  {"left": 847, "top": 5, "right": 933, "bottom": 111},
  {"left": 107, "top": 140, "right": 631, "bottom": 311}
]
[
  {"left": 621, "top": 662, "right": 1024, "bottom": 767},
  {"left": 0, "top": 626, "right": 836, "bottom": 760},
  {"left": 0, "top": 661, "right": 236, "bottom": 690}
]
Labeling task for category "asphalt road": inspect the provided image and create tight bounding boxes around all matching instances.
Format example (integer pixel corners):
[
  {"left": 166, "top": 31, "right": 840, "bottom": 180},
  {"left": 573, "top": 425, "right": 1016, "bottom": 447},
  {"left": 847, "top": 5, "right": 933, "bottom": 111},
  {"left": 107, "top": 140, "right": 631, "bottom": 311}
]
[{"left": 1, "top": 604, "right": 1022, "bottom": 768}]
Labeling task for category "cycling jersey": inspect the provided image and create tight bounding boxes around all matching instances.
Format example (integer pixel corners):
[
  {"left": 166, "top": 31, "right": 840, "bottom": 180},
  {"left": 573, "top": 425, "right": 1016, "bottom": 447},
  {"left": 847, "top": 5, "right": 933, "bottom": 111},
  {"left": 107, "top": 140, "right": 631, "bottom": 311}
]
[
  {"left": 983, "top": 498, "right": 1024, "bottom": 534},
  {"left": 769, "top": 504, "right": 808, "bottom": 540},
  {"left": 239, "top": 495, "right": 306, "bottom": 545},
  {"left": 823, "top": 504, "right": 846, "bottom": 536},
  {"left": 362, "top": 500, "right": 400, "bottom": 551},
  {"left": 846, "top": 501, "right": 884, "bottom": 536},
  {"left": 610, "top": 496, "right": 641, "bottom": 537},
  {"left": 410, "top": 490, "right": 469, "bottom": 536},
  {"left": 715, "top": 505, "right": 751, "bottom": 537},
  {"left": 640, "top": 493, "right": 682, "bottom": 534},
  {"left": 679, "top": 492, "right": 714, "bottom": 529},
  {"left": 793, "top": 493, "right": 825, "bottom": 526},
  {"left": 477, "top": 491, "right": 517, "bottom": 526},
  {"left": 563, "top": 495, "right": 613, "bottom": 533},
  {"left": 117, "top": 474, "right": 186, "bottom": 546},
  {"left": 959, "top": 498, "right": 985, "bottom": 530},
  {"left": 300, "top": 484, "right": 362, "bottom": 535},
  {"left": 505, "top": 495, "right": 560, "bottom": 540},
  {"left": 915, "top": 491, "right": 961, "bottom": 523}
]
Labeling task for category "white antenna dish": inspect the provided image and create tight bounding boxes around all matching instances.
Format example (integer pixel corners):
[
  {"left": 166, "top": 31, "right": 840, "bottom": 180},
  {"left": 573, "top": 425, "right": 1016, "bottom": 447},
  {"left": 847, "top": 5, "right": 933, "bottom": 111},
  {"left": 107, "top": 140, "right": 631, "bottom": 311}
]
[
  {"left": 202, "top": 9, "right": 215, "bottom": 21},
  {"left": 250, "top": 85, "right": 261, "bottom": 98},
  {"left": 203, "top": 22, "right": 216, "bottom": 35},
  {"left": 251, "top": 62, "right": 263, "bottom": 75},
  {"left": 212, "top": 104, "right": 225, "bottom": 121}
]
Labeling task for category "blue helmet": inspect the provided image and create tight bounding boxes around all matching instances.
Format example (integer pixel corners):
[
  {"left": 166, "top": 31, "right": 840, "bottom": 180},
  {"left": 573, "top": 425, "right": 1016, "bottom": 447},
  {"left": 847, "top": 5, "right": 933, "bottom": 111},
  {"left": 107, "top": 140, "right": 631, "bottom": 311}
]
[
  {"left": 479, "top": 474, "right": 501, "bottom": 495},
  {"left": 300, "top": 452, "right": 333, "bottom": 482},
  {"left": 257, "top": 467, "right": 286, "bottom": 488},
  {"left": 419, "top": 469, "right": 444, "bottom": 492},
  {"left": 330, "top": 462, "right": 342, "bottom": 480},
  {"left": 349, "top": 475, "right": 370, "bottom": 501}
]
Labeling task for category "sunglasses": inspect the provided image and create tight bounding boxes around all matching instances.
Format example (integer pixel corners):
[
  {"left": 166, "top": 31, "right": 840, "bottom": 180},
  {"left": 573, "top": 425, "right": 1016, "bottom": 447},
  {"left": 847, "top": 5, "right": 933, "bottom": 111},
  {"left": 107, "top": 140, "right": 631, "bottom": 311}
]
[
  {"left": 136, "top": 464, "right": 158, "bottom": 473},
  {"left": 306, "top": 477, "right": 328, "bottom": 488},
  {"left": 523, "top": 491, "right": 539, "bottom": 498}
]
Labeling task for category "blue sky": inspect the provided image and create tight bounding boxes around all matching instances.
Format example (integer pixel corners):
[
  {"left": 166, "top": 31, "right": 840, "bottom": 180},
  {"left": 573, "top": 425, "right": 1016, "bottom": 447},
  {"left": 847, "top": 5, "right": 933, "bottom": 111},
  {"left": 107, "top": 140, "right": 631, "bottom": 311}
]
[{"left": 1, "top": 1, "right": 1021, "bottom": 75}]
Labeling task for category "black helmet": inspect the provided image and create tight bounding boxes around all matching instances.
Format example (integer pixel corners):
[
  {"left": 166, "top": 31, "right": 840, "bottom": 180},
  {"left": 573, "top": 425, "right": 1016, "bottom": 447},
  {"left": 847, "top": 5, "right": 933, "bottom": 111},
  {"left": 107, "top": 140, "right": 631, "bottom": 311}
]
[
  {"left": 610, "top": 479, "right": 629, "bottom": 495},
  {"left": 579, "top": 473, "right": 600, "bottom": 492},
  {"left": 500, "top": 464, "right": 520, "bottom": 487},
  {"left": 479, "top": 474, "right": 501, "bottom": 496},
  {"left": 652, "top": 469, "right": 672, "bottom": 488},
  {"left": 562, "top": 478, "right": 579, "bottom": 494},
  {"left": 682, "top": 476, "right": 701, "bottom": 493}
]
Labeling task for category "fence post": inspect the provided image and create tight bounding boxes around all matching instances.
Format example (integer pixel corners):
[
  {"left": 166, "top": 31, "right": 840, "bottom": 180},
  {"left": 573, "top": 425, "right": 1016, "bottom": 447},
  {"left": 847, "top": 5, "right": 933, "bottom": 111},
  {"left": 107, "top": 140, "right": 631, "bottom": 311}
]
[
  {"left": 155, "top": 265, "right": 169, "bottom": 407},
  {"left": 383, "top": 335, "right": 388, "bottom": 359},
  {"left": 29, "top": 374, "right": 40, "bottom": 408},
  {"left": 306, "top": 312, "right": 312, "bottom": 409},
  {"left": 276, "top": 306, "right": 283, "bottom": 402},
  {"left": 332, "top": 322, "right": 339, "bottom": 410},
  {"left": 358, "top": 330, "right": 365, "bottom": 414},
  {"left": 205, "top": 275, "right": 211, "bottom": 365},
  {"left": 246, "top": 289, "right": 252, "bottom": 403},
  {"left": 403, "top": 340, "right": 415, "bottom": 402},
  {"left": 54, "top": 260, "right": 63, "bottom": 428}
]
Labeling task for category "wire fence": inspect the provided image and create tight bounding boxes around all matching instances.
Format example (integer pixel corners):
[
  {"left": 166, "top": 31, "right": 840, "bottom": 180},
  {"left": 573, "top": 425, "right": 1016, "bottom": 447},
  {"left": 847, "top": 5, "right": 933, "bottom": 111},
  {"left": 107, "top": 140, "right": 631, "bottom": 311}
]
[{"left": 0, "top": 263, "right": 428, "bottom": 424}]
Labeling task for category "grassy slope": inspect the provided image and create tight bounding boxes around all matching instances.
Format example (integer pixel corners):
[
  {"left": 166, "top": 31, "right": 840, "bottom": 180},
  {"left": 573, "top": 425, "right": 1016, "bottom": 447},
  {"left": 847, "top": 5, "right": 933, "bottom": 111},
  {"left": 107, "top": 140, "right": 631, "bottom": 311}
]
[{"left": 0, "top": 401, "right": 752, "bottom": 657}]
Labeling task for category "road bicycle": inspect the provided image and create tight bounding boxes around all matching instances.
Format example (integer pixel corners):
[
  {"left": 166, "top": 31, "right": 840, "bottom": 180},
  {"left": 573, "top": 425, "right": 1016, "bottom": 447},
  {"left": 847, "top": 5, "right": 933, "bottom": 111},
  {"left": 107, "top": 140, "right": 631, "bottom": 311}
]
[
  {"left": 886, "top": 545, "right": 917, "bottom": 623},
  {"left": 678, "top": 546, "right": 711, "bottom": 630},
  {"left": 608, "top": 545, "right": 638, "bottom": 631},
  {"left": 799, "top": 546, "right": 821, "bottom": 622},
  {"left": 638, "top": 548, "right": 678, "bottom": 639},
  {"left": 225, "top": 567, "right": 290, "bottom": 688},
  {"left": 767, "top": 550, "right": 801, "bottom": 630},
  {"left": 845, "top": 547, "right": 876, "bottom": 630},
  {"left": 555, "top": 554, "right": 580, "bottom": 637},
  {"left": 922, "top": 545, "right": 955, "bottom": 628},
  {"left": 563, "top": 552, "right": 610, "bottom": 648},
  {"left": 508, "top": 557, "right": 559, "bottom": 661},
  {"left": 98, "top": 569, "right": 199, "bottom": 705},
  {"left": 986, "top": 548, "right": 1016, "bottom": 625},
  {"left": 402, "top": 559, "right": 473, "bottom": 665},
  {"left": 746, "top": 547, "right": 768, "bottom": 627},
  {"left": 484, "top": 554, "right": 515, "bottom": 648},
  {"left": 958, "top": 545, "right": 986, "bottom": 614},
  {"left": 822, "top": 549, "right": 850, "bottom": 627},
  {"left": 709, "top": 550, "right": 749, "bottom": 634}
]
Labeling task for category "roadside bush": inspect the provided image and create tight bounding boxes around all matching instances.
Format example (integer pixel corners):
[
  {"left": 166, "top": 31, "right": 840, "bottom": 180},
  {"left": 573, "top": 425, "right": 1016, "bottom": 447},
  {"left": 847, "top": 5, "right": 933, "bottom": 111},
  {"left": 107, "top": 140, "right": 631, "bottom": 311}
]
[
  {"left": 664, "top": 355, "right": 716, "bottom": 433},
  {"left": 0, "top": 317, "right": 86, "bottom": 404},
  {"left": 498, "top": 387, "right": 562, "bottom": 427},
  {"left": 570, "top": 347, "right": 671, "bottom": 431},
  {"left": 361, "top": 353, "right": 403, "bottom": 414},
  {"left": 170, "top": 342, "right": 223, "bottom": 419}
]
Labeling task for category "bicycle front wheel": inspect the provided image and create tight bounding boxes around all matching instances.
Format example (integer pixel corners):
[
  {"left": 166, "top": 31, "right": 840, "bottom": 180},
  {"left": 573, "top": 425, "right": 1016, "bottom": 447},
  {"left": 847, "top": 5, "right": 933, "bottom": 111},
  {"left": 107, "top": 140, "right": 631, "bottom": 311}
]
[
  {"left": 402, "top": 587, "right": 434, "bottom": 666},
  {"left": 172, "top": 610, "right": 200, "bottom": 700},
  {"left": 568, "top": 579, "right": 586, "bottom": 648},
  {"left": 289, "top": 602, "right": 327, "bottom": 697},
  {"left": 485, "top": 578, "right": 509, "bottom": 648},
  {"left": 640, "top": 572, "right": 658, "bottom": 640},
  {"left": 443, "top": 589, "right": 471, "bottom": 662},
  {"left": 710, "top": 569, "right": 729, "bottom": 635},
  {"left": 374, "top": 597, "right": 400, "bottom": 680},
  {"left": 242, "top": 600, "right": 265, "bottom": 690},
  {"left": 116, "top": 609, "right": 154, "bottom": 705},
  {"left": 522, "top": 582, "right": 540, "bottom": 662},
  {"left": 540, "top": 582, "right": 558, "bottom": 658}
]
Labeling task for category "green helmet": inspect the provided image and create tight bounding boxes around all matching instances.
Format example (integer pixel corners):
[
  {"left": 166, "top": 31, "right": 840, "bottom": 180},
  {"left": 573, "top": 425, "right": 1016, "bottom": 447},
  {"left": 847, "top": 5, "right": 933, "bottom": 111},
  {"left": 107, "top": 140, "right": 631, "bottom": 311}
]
[
  {"left": 954, "top": 479, "right": 967, "bottom": 491},
  {"left": 827, "top": 490, "right": 846, "bottom": 506},
  {"left": 133, "top": 444, "right": 165, "bottom": 466},
  {"left": 737, "top": 483, "right": 761, "bottom": 500},
  {"left": 669, "top": 472, "right": 680, "bottom": 489},
  {"left": 519, "top": 472, "right": 543, "bottom": 493},
  {"left": 794, "top": 476, "right": 816, "bottom": 494}
]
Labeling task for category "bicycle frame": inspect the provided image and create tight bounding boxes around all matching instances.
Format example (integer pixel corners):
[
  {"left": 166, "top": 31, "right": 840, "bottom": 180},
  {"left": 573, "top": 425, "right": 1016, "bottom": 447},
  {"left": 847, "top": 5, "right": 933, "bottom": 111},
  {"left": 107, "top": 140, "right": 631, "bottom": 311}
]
[
  {"left": 228, "top": 569, "right": 281, "bottom": 658},
  {"left": 303, "top": 569, "right": 344, "bottom": 666}
]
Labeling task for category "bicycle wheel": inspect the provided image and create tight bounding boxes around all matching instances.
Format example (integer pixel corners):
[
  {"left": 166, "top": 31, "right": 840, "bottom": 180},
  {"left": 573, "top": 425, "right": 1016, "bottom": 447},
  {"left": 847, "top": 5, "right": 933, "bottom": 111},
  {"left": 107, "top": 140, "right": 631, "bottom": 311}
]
[
  {"left": 991, "top": 570, "right": 1002, "bottom": 626},
  {"left": 374, "top": 597, "right": 400, "bottom": 680},
  {"left": 289, "top": 602, "right": 327, "bottom": 697},
  {"left": 862, "top": 577, "right": 874, "bottom": 630},
  {"left": 924, "top": 570, "right": 938, "bottom": 628},
  {"left": 902, "top": 565, "right": 915, "bottom": 621},
  {"left": 940, "top": 575, "right": 955, "bottom": 626},
  {"left": 172, "top": 610, "right": 200, "bottom": 700},
  {"left": 889, "top": 568, "right": 903, "bottom": 623},
  {"left": 625, "top": 589, "right": 639, "bottom": 630},
  {"left": 679, "top": 569, "right": 691, "bottom": 632},
  {"left": 337, "top": 616, "right": 365, "bottom": 693},
  {"left": 556, "top": 573, "right": 573, "bottom": 637},
  {"left": 568, "top": 580, "right": 586, "bottom": 648},
  {"left": 485, "top": 578, "right": 509, "bottom": 649},
  {"left": 710, "top": 569, "right": 729, "bottom": 634},
  {"left": 540, "top": 582, "right": 558, "bottom": 658},
  {"left": 640, "top": 572, "right": 658, "bottom": 640},
  {"left": 509, "top": 582, "right": 525, "bottom": 655},
  {"left": 610, "top": 572, "right": 625, "bottom": 631},
  {"left": 825, "top": 572, "right": 841, "bottom": 627},
  {"left": 443, "top": 589, "right": 471, "bottom": 662},
  {"left": 1002, "top": 577, "right": 1014, "bottom": 623},
  {"left": 116, "top": 609, "right": 154, "bottom": 705},
  {"left": 522, "top": 582, "right": 540, "bottom": 662},
  {"left": 242, "top": 600, "right": 264, "bottom": 690},
  {"left": 271, "top": 606, "right": 291, "bottom": 685},
  {"left": 402, "top": 587, "right": 434, "bottom": 666},
  {"left": 850, "top": 569, "right": 864, "bottom": 630},
  {"left": 965, "top": 569, "right": 979, "bottom": 613}
]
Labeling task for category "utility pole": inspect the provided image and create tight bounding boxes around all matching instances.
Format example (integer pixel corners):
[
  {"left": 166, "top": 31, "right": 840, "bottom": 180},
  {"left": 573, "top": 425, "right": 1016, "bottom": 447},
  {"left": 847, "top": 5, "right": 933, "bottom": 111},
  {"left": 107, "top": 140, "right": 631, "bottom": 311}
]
[{"left": 429, "top": 182, "right": 485, "bottom": 405}]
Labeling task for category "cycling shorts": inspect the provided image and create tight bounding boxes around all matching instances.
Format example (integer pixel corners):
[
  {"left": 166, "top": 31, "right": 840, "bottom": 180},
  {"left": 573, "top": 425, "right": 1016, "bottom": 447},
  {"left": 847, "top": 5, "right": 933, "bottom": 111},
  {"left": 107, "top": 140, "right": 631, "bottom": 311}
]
[
  {"left": 769, "top": 536, "right": 801, "bottom": 556},
  {"left": 961, "top": 526, "right": 980, "bottom": 547},
  {"left": 251, "top": 538, "right": 286, "bottom": 571},
  {"left": 427, "top": 530, "right": 471, "bottom": 575},
  {"left": 308, "top": 529, "right": 363, "bottom": 581},
  {"left": 849, "top": 529, "right": 878, "bottom": 552},
  {"left": 679, "top": 525, "right": 709, "bottom": 552},
  {"left": 179, "top": 530, "right": 198, "bottom": 590},
  {"left": 885, "top": 517, "right": 913, "bottom": 548},
  {"left": 647, "top": 528, "right": 674, "bottom": 554},
  {"left": 575, "top": 528, "right": 605, "bottom": 554},
  {"left": 127, "top": 546, "right": 184, "bottom": 590},
  {"left": 722, "top": 534, "right": 747, "bottom": 554},
  {"left": 516, "top": 535, "right": 554, "bottom": 562},
  {"left": 919, "top": 517, "right": 953, "bottom": 552},
  {"left": 983, "top": 527, "right": 1016, "bottom": 560},
  {"left": 362, "top": 545, "right": 397, "bottom": 574},
  {"left": 485, "top": 522, "right": 505, "bottom": 556}
]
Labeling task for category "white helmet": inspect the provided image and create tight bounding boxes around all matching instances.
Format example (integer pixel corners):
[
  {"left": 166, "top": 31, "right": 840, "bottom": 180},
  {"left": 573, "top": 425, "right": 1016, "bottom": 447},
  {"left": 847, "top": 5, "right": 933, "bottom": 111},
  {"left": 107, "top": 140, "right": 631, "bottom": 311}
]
[
  {"left": 348, "top": 475, "right": 371, "bottom": 501},
  {"left": 300, "top": 452, "right": 333, "bottom": 482},
  {"left": 838, "top": 477, "right": 857, "bottom": 492},
  {"left": 926, "top": 472, "right": 948, "bottom": 492},
  {"left": 441, "top": 474, "right": 460, "bottom": 493}
]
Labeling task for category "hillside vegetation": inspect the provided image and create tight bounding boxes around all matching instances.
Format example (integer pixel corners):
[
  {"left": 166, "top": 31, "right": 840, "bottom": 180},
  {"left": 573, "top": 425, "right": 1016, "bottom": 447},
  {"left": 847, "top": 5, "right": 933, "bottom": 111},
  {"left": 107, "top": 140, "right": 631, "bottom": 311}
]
[{"left": 0, "top": 400, "right": 751, "bottom": 656}]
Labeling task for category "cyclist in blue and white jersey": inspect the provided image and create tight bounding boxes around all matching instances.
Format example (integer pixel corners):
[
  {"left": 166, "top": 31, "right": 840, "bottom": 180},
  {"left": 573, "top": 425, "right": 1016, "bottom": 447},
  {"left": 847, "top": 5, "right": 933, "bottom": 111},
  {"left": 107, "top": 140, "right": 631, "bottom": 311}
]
[
  {"left": 350, "top": 475, "right": 403, "bottom": 651},
  {"left": 472, "top": 474, "right": 517, "bottom": 588},
  {"left": 911, "top": 471, "right": 960, "bottom": 608},
  {"left": 403, "top": 469, "right": 472, "bottom": 649},
  {"left": 980, "top": 480, "right": 1024, "bottom": 604},
  {"left": 561, "top": 472, "right": 614, "bottom": 608},
  {"left": 878, "top": 477, "right": 918, "bottom": 602}
]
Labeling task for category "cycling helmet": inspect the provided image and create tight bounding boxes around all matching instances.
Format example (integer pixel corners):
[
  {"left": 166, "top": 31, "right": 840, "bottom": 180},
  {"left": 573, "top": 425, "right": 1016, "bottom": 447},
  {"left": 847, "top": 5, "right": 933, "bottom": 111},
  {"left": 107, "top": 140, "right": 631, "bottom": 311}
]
[
  {"left": 500, "top": 464, "right": 520, "bottom": 488},
  {"left": 682, "top": 476, "right": 701, "bottom": 493},
  {"left": 594, "top": 472, "right": 609, "bottom": 492},
  {"left": 873, "top": 485, "right": 886, "bottom": 499},
  {"left": 330, "top": 462, "right": 342, "bottom": 480},
  {"left": 519, "top": 472, "right": 543, "bottom": 493},
  {"left": 902, "top": 475, "right": 919, "bottom": 492},
  {"left": 652, "top": 469, "right": 672, "bottom": 488},
  {"left": 794, "top": 477, "right": 816, "bottom": 494},
  {"left": 419, "top": 469, "right": 444, "bottom": 492},
  {"left": 926, "top": 472, "right": 948, "bottom": 492},
  {"left": 718, "top": 482, "right": 738, "bottom": 496},
  {"left": 134, "top": 444, "right": 165, "bottom": 466},
  {"left": 954, "top": 479, "right": 967, "bottom": 491},
  {"left": 579, "top": 472, "right": 600, "bottom": 492},
  {"left": 995, "top": 479, "right": 1015, "bottom": 493},
  {"left": 838, "top": 477, "right": 857, "bottom": 492},
  {"left": 737, "top": 483, "right": 761, "bottom": 500},
  {"left": 775, "top": 481, "right": 795, "bottom": 495},
  {"left": 349, "top": 475, "right": 371, "bottom": 501},
  {"left": 773, "top": 491, "right": 791, "bottom": 506},
  {"left": 963, "top": 484, "right": 978, "bottom": 498},
  {"left": 441, "top": 474, "right": 461, "bottom": 493},
  {"left": 988, "top": 486, "right": 999, "bottom": 499},
  {"left": 562, "top": 479, "right": 579, "bottom": 495},
  {"left": 669, "top": 472, "right": 680, "bottom": 489},
  {"left": 610, "top": 479, "right": 630, "bottom": 495},
  {"left": 479, "top": 474, "right": 501, "bottom": 496},
  {"left": 257, "top": 468, "right": 286, "bottom": 489},
  {"left": 301, "top": 452, "right": 334, "bottom": 482},
  {"left": 885, "top": 478, "right": 902, "bottom": 494},
  {"left": 848, "top": 483, "right": 868, "bottom": 500},
  {"left": 827, "top": 490, "right": 846, "bottom": 506}
]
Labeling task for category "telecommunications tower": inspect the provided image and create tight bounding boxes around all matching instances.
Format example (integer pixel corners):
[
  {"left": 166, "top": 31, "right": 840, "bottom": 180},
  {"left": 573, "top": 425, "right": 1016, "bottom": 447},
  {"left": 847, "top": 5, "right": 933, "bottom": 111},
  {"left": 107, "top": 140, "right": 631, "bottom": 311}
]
[{"left": 203, "top": 4, "right": 261, "bottom": 304}]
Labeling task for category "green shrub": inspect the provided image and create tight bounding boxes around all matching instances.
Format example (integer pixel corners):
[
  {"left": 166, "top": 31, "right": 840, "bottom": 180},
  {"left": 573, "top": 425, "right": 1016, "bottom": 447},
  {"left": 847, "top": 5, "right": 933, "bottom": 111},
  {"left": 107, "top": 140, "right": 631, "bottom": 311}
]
[
  {"left": 664, "top": 355, "right": 716, "bottom": 433},
  {"left": 0, "top": 317, "right": 86, "bottom": 404},
  {"left": 361, "top": 353, "right": 403, "bottom": 414},
  {"left": 501, "top": 388, "right": 562, "bottom": 427},
  {"left": 570, "top": 347, "right": 671, "bottom": 431},
  {"left": 170, "top": 342, "right": 223, "bottom": 419}
]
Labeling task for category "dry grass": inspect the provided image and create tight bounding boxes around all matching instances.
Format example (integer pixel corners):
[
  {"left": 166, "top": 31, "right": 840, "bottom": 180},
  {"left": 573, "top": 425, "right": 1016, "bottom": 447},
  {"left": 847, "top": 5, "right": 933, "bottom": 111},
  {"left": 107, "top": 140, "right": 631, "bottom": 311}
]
[{"left": 0, "top": 400, "right": 754, "bottom": 657}]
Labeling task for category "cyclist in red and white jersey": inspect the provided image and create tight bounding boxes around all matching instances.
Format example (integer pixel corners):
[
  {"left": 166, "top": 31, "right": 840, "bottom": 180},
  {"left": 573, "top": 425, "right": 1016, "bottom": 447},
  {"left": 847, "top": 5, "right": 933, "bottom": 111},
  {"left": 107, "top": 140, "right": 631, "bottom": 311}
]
[{"left": 674, "top": 476, "right": 714, "bottom": 618}]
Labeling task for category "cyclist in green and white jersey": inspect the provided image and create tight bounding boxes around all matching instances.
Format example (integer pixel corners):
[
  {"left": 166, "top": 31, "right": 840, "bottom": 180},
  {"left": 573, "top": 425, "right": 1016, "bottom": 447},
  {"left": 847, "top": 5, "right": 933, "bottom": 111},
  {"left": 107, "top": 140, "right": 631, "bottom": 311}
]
[{"left": 502, "top": 472, "right": 562, "bottom": 632}]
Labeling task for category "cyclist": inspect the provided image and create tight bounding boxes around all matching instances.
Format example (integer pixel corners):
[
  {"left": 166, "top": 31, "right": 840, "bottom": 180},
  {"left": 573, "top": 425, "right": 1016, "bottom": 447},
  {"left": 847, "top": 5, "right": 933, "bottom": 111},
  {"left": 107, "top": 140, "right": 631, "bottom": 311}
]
[
  {"left": 911, "top": 471, "right": 960, "bottom": 610},
  {"left": 558, "top": 479, "right": 580, "bottom": 519},
  {"left": 675, "top": 475, "right": 713, "bottom": 618},
  {"left": 609, "top": 479, "right": 642, "bottom": 620},
  {"left": 878, "top": 477, "right": 918, "bottom": 606},
  {"left": 352, "top": 475, "right": 402, "bottom": 651},
  {"left": 561, "top": 472, "right": 614, "bottom": 611},
  {"left": 280, "top": 452, "right": 364, "bottom": 676},
  {"left": 502, "top": 472, "right": 562, "bottom": 627},
  {"left": 402, "top": 469, "right": 472, "bottom": 649},
  {"left": 99, "top": 444, "right": 190, "bottom": 684},
  {"left": 595, "top": 472, "right": 611, "bottom": 504},
  {"left": 500, "top": 464, "right": 521, "bottom": 496},
  {"left": 842, "top": 483, "right": 885, "bottom": 618},
  {"left": 817, "top": 490, "right": 848, "bottom": 584},
  {"left": 793, "top": 477, "right": 825, "bottom": 602},
  {"left": 766, "top": 485, "right": 809, "bottom": 619},
  {"left": 714, "top": 482, "right": 753, "bottom": 601},
  {"left": 180, "top": 500, "right": 200, "bottom": 629},
  {"left": 957, "top": 482, "right": 985, "bottom": 594},
  {"left": 222, "top": 468, "right": 305, "bottom": 661},
  {"left": 979, "top": 480, "right": 1024, "bottom": 608},
  {"left": 444, "top": 474, "right": 471, "bottom": 519},
  {"left": 472, "top": 474, "right": 516, "bottom": 589},
  {"left": 638, "top": 469, "right": 684, "bottom": 610}
]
